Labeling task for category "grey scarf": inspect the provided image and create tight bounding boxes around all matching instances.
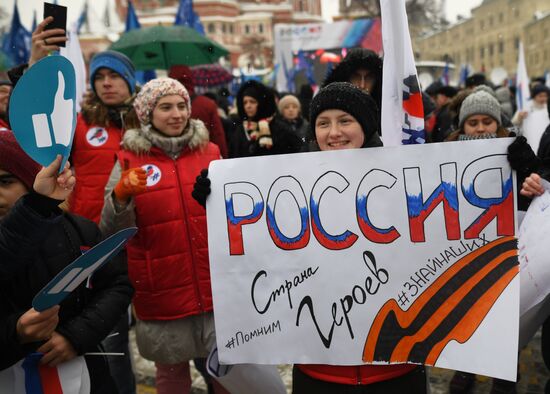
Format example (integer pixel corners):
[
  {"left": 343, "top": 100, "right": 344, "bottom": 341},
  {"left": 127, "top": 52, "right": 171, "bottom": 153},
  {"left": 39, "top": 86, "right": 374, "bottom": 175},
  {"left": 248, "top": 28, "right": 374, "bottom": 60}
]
[{"left": 141, "top": 124, "right": 192, "bottom": 159}]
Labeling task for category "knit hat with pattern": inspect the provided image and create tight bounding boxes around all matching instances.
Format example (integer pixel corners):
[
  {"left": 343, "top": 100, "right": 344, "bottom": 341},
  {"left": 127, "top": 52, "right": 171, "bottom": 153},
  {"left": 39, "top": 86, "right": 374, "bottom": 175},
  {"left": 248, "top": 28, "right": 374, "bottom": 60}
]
[
  {"left": 133, "top": 78, "right": 191, "bottom": 127},
  {"left": 0, "top": 131, "right": 41, "bottom": 190},
  {"left": 459, "top": 90, "right": 502, "bottom": 128},
  {"left": 310, "top": 82, "right": 382, "bottom": 148}
]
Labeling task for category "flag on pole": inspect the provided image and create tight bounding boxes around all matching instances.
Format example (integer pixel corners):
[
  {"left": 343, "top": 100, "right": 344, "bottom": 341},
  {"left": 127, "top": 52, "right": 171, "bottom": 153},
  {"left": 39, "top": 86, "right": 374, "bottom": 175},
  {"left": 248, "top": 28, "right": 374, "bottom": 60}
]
[
  {"left": 77, "top": 1, "right": 89, "bottom": 34},
  {"left": 458, "top": 64, "right": 470, "bottom": 87},
  {"left": 1, "top": 2, "right": 31, "bottom": 67},
  {"left": 440, "top": 61, "right": 450, "bottom": 86},
  {"left": 174, "top": 0, "right": 205, "bottom": 35},
  {"left": 125, "top": 0, "right": 141, "bottom": 32},
  {"left": 60, "top": 23, "right": 87, "bottom": 113},
  {"left": 295, "top": 50, "right": 316, "bottom": 88},
  {"left": 545, "top": 70, "right": 550, "bottom": 89},
  {"left": 103, "top": 2, "right": 111, "bottom": 28},
  {"left": 125, "top": 0, "right": 156, "bottom": 84},
  {"left": 516, "top": 41, "right": 530, "bottom": 111},
  {"left": 380, "top": 0, "right": 425, "bottom": 146},
  {"left": 31, "top": 10, "right": 37, "bottom": 33}
]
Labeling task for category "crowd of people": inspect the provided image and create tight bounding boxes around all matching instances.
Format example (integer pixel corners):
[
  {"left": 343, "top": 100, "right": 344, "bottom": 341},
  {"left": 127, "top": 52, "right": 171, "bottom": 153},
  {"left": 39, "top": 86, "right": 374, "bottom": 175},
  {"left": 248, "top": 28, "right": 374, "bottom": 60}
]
[{"left": 1, "top": 15, "right": 550, "bottom": 394}]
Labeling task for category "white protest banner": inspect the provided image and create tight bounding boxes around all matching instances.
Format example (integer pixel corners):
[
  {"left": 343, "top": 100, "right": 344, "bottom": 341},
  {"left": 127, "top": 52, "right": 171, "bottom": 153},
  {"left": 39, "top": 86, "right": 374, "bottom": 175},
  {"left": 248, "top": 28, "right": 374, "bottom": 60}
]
[
  {"left": 207, "top": 139, "right": 519, "bottom": 381},
  {"left": 518, "top": 179, "right": 550, "bottom": 314},
  {"left": 521, "top": 104, "right": 550, "bottom": 155}
]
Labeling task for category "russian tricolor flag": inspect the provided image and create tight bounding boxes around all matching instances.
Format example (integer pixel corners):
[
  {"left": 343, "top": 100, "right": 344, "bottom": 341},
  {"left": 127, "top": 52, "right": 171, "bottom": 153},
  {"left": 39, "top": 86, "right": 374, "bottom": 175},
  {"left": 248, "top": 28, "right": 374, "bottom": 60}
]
[
  {"left": 380, "top": 0, "right": 426, "bottom": 146},
  {"left": 0, "top": 354, "right": 90, "bottom": 394}
]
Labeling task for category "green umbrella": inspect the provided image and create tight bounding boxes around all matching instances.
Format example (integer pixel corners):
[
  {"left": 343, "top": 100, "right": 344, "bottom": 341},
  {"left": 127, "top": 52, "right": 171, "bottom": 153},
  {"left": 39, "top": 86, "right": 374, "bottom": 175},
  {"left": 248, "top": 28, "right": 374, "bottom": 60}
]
[{"left": 110, "top": 25, "right": 229, "bottom": 70}]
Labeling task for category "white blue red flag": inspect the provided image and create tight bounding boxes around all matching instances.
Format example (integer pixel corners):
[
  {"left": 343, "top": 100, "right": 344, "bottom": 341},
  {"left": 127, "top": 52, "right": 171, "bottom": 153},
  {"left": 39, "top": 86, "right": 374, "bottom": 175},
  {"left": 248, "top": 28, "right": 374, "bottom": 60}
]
[
  {"left": 0, "top": 354, "right": 90, "bottom": 393},
  {"left": 440, "top": 61, "right": 450, "bottom": 86},
  {"left": 459, "top": 64, "right": 471, "bottom": 87},
  {"left": 516, "top": 41, "right": 530, "bottom": 111},
  {"left": 380, "top": 0, "right": 425, "bottom": 146}
]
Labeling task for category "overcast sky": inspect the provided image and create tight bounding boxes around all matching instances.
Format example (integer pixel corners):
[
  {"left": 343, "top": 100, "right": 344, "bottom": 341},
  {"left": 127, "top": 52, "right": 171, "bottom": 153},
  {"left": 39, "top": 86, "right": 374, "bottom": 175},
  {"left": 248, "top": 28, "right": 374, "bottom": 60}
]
[{"left": 5, "top": 0, "right": 485, "bottom": 30}]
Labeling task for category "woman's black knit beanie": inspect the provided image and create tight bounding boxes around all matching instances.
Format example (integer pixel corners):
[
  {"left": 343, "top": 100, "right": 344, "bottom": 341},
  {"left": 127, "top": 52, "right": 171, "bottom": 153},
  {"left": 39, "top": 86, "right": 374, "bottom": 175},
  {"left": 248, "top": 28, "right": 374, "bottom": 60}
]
[{"left": 310, "top": 82, "right": 382, "bottom": 148}]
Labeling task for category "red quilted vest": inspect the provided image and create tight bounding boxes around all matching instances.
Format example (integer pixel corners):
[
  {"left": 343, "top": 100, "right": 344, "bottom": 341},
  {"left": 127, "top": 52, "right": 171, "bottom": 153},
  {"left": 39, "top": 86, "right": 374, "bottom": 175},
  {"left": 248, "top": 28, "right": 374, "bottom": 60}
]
[
  {"left": 69, "top": 115, "right": 123, "bottom": 223},
  {"left": 118, "top": 143, "right": 220, "bottom": 321},
  {"left": 297, "top": 363, "right": 417, "bottom": 385}
]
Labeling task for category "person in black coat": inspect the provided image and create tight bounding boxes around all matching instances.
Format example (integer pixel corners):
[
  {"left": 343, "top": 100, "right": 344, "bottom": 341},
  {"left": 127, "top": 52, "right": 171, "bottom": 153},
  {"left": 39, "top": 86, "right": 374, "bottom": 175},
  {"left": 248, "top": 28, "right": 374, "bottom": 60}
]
[
  {"left": 323, "top": 48, "right": 383, "bottom": 115},
  {"left": 229, "top": 80, "right": 302, "bottom": 158},
  {"left": 274, "top": 94, "right": 310, "bottom": 152},
  {"left": 431, "top": 85, "right": 458, "bottom": 142},
  {"left": 0, "top": 131, "right": 133, "bottom": 393}
]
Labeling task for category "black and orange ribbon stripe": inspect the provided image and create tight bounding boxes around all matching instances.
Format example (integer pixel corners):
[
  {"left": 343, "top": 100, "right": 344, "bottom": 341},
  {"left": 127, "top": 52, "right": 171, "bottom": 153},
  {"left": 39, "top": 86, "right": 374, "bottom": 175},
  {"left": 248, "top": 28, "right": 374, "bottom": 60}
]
[{"left": 363, "top": 236, "right": 518, "bottom": 365}]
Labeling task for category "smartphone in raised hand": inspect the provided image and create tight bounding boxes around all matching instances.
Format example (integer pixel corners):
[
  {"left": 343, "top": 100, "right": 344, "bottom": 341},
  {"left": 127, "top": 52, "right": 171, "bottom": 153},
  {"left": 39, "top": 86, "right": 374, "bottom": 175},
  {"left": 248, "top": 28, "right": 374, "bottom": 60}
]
[{"left": 43, "top": 2, "right": 67, "bottom": 47}]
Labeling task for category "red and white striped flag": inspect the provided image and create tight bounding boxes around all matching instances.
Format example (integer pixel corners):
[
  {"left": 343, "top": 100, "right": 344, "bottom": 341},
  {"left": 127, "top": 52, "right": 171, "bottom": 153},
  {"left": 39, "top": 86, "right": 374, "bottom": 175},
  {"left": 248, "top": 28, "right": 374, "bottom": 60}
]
[{"left": 380, "top": 0, "right": 425, "bottom": 146}]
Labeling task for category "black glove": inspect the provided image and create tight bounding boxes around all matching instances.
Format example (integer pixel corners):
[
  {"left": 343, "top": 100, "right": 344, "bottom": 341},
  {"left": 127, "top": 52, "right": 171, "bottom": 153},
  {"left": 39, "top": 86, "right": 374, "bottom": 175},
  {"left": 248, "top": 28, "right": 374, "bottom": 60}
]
[
  {"left": 507, "top": 136, "right": 540, "bottom": 173},
  {"left": 192, "top": 169, "right": 211, "bottom": 208}
]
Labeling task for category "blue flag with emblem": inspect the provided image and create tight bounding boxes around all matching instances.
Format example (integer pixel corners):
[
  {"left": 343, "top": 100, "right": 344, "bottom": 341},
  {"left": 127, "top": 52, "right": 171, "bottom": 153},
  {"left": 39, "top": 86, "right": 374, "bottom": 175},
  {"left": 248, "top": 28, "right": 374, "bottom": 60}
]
[
  {"left": 174, "top": 0, "right": 205, "bottom": 35},
  {"left": 77, "top": 2, "right": 89, "bottom": 34},
  {"left": 1, "top": 2, "right": 31, "bottom": 68}
]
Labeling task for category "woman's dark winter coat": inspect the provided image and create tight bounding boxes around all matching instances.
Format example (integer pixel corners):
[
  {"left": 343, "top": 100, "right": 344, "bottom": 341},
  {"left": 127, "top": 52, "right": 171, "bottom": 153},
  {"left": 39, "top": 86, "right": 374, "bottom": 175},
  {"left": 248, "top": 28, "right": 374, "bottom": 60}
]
[
  {"left": 229, "top": 81, "right": 302, "bottom": 157},
  {"left": 271, "top": 114, "right": 310, "bottom": 152}
]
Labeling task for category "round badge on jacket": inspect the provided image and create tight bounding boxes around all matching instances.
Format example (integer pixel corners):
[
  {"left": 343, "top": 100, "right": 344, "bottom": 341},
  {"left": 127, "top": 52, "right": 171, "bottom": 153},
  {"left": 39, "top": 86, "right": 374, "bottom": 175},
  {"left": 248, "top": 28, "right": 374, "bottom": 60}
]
[
  {"left": 86, "top": 127, "right": 109, "bottom": 146},
  {"left": 142, "top": 164, "right": 162, "bottom": 186}
]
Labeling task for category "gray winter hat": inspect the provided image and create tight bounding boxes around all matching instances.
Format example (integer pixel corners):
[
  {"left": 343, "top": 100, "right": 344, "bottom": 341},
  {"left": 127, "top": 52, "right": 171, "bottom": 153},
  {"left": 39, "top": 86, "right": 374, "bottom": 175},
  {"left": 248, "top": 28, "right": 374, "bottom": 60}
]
[
  {"left": 459, "top": 90, "right": 501, "bottom": 128},
  {"left": 472, "top": 84, "right": 497, "bottom": 98}
]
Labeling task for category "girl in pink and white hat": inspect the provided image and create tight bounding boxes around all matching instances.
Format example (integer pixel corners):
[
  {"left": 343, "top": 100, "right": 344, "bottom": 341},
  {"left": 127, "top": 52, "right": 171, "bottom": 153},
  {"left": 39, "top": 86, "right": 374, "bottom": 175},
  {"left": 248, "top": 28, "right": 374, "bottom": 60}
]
[{"left": 100, "top": 78, "right": 226, "bottom": 394}]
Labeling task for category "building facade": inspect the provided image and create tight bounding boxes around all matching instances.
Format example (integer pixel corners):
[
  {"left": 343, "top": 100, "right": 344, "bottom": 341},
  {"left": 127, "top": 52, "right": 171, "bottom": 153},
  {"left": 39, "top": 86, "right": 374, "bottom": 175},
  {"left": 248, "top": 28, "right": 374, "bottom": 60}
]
[
  {"left": 113, "top": 0, "right": 323, "bottom": 68},
  {"left": 524, "top": 11, "right": 550, "bottom": 77},
  {"left": 414, "top": 0, "right": 550, "bottom": 80}
]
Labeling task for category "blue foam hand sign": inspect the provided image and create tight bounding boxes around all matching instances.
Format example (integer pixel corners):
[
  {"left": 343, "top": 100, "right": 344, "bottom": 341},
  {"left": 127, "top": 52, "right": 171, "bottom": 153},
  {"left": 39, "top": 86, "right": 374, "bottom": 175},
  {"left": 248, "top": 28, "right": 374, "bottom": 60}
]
[
  {"left": 32, "top": 227, "right": 138, "bottom": 312},
  {"left": 9, "top": 55, "right": 76, "bottom": 171}
]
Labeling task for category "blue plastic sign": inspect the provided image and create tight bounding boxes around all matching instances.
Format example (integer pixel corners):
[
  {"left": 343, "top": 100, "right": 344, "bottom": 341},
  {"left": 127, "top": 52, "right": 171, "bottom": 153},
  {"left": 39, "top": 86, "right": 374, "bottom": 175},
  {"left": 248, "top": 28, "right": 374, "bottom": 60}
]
[
  {"left": 32, "top": 227, "right": 138, "bottom": 312},
  {"left": 8, "top": 55, "right": 77, "bottom": 171}
]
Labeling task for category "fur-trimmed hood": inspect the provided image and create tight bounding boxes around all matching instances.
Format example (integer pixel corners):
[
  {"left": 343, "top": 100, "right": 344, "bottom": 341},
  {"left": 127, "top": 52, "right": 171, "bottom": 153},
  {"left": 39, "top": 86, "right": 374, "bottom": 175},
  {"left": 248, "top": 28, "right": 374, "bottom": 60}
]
[
  {"left": 236, "top": 80, "right": 277, "bottom": 122},
  {"left": 122, "top": 118, "right": 210, "bottom": 155}
]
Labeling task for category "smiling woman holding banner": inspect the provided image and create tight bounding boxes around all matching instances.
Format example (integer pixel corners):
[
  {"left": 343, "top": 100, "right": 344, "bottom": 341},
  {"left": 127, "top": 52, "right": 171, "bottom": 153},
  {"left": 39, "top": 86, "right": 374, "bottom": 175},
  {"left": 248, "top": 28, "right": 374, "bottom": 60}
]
[
  {"left": 285, "top": 82, "right": 428, "bottom": 393},
  {"left": 191, "top": 82, "right": 428, "bottom": 393}
]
